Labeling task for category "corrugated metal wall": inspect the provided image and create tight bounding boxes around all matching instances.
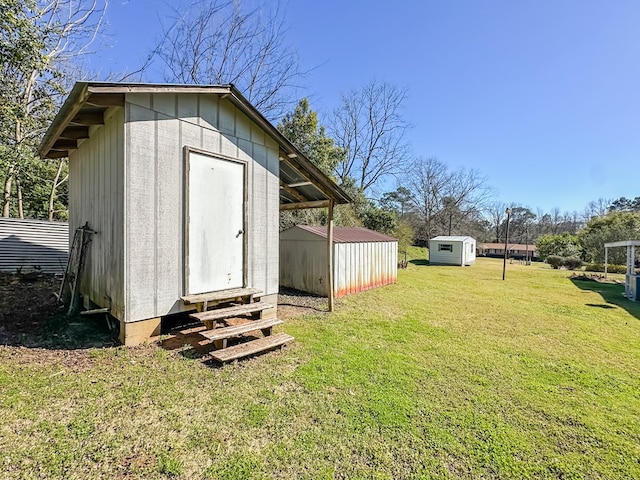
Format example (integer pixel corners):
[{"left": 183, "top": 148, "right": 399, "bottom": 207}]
[
  {"left": 334, "top": 241, "right": 397, "bottom": 297},
  {"left": 0, "top": 218, "right": 69, "bottom": 274},
  {"left": 280, "top": 227, "right": 398, "bottom": 297}
]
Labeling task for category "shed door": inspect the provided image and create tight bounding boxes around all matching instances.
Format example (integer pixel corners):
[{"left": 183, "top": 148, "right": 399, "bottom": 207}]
[{"left": 186, "top": 151, "right": 245, "bottom": 295}]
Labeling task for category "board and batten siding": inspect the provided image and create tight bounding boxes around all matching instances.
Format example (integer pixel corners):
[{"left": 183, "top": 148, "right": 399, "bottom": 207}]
[
  {"left": 69, "top": 106, "right": 125, "bottom": 318},
  {"left": 0, "top": 218, "right": 69, "bottom": 274},
  {"left": 123, "top": 93, "right": 279, "bottom": 323}
]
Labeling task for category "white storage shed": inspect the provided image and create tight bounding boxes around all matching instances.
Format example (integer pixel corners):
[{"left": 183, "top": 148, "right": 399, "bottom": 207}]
[
  {"left": 280, "top": 225, "right": 398, "bottom": 297},
  {"left": 429, "top": 236, "right": 476, "bottom": 266},
  {"left": 38, "top": 82, "right": 350, "bottom": 347}
]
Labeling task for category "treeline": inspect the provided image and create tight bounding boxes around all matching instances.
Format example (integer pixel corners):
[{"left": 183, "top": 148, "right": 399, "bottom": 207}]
[{"left": 1, "top": 1, "right": 638, "bottom": 268}]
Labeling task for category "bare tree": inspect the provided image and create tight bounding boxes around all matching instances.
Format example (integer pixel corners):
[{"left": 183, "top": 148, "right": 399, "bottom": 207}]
[
  {"left": 152, "top": 0, "right": 301, "bottom": 121},
  {"left": 486, "top": 201, "right": 509, "bottom": 242},
  {"left": 1, "top": 0, "right": 107, "bottom": 218},
  {"left": 582, "top": 197, "right": 611, "bottom": 222},
  {"left": 405, "top": 157, "right": 451, "bottom": 241},
  {"left": 404, "top": 157, "right": 494, "bottom": 242},
  {"left": 330, "top": 79, "right": 411, "bottom": 193}
]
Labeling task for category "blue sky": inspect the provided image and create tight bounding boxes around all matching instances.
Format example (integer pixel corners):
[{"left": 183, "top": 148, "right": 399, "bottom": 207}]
[{"left": 93, "top": 0, "right": 640, "bottom": 214}]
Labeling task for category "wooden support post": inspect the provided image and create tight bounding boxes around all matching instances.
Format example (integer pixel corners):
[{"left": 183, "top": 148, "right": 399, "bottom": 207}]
[
  {"left": 604, "top": 247, "right": 608, "bottom": 279},
  {"left": 327, "top": 200, "right": 335, "bottom": 312}
]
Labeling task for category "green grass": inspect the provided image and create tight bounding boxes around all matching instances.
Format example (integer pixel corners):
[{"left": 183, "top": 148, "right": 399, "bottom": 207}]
[{"left": 1, "top": 253, "right": 639, "bottom": 479}]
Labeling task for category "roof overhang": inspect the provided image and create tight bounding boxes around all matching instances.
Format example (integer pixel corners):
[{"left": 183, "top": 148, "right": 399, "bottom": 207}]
[
  {"left": 38, "top": 82, "right": 351, "bottom": 207},
  {"left": 604, "top": 240, "right": 640, "bottom": 248}
]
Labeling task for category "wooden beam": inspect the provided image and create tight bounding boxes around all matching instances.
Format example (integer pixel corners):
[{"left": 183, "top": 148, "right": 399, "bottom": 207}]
[
  {"left": 59, "top": 126, "right": 89, "bottom": 140},
  {"left": 287, "top": 181, "right": 312, "bottom": 188},
  {"left": 86, "top": 93, "right": 125, "bottom": 107},
  {"left": 327, "top": 200, "right": 335, "bottom": 312},
  {"left": 70, "top": 111, "right": 104, "bottom": 126},
  {"left": 43, "top": 150, "right": 69, "bottom": 159},
  {"left": 51, "top": 139, "right": 78, "bottom": 150},
  {"left": 279, "top": 200, "right": 330, "bottom": 211},
  {"left": 279, "top": 182, "right": 307, "bottom": 202}
]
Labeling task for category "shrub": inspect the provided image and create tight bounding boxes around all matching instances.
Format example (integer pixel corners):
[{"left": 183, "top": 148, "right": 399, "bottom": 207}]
[
  {"left": 546, "top": 255, "right": 565, "bottom": 269},
  {"left": 584, "top": 263, "right": 628, "bottom": 274},
  {"left": 564, "top": 257, "right": 583, "bottom": 270}
]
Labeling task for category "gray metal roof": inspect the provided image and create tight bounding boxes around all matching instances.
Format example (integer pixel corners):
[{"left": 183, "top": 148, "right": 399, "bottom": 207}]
[
  {"left": 291, "top": 225, "right": 397, "bottom": 243},
  {"left": 38, "top": 82, "right": 351, "bottom": 207}
]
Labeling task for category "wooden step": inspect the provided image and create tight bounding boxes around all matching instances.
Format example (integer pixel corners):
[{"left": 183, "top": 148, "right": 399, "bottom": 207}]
[
  {"left": 200, "top": 318, "right": 283, "bottom": 342},
  {"left": 181, "top": 287, "right": 262, "bottom": 305},
  {"left": 189, "top": 303, "right": 273, "bottom": 323},
  {"left": 210, "top": 333, "right": 294, "bottom": 364}
]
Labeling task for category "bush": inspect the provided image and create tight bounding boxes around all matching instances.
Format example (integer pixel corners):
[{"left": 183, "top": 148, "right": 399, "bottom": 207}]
[
  {"left": 546, "top": 255, "right": 565, "bottom": 269},
  {"left": 584, "top": 263, "right": 628, "bottom": 274},
  {"left": 564, "top": 257, "right": 583, "bottom": 270}
]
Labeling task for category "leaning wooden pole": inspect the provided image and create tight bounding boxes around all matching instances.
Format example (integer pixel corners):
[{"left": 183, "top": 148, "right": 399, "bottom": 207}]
[{"left": 327, "top": 200, "right": 335, "bottom": 312}]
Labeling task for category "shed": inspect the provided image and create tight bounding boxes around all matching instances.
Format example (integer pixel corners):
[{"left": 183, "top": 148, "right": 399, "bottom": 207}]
[
  {"left": 604, "top": 240, "right": 640, "bottom": 301},
  {"left": 429, "top": 236, "right": 476, "bottom": 266},
  {"left": 38, "top": 82, "right": 350, "bottom": 347},
  {"left": 280, "top": 225, "right": 398, "bottom": 297}
]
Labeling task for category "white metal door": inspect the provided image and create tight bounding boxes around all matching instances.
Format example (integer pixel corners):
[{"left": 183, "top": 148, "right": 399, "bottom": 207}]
[{"left": 187, "top": 151, "right": 245, "bottom": 294}]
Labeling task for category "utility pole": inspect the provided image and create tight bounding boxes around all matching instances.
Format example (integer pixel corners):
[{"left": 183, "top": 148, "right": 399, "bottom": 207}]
[{"left": 502, "top": 208, "right": 511, "bottom": 281}]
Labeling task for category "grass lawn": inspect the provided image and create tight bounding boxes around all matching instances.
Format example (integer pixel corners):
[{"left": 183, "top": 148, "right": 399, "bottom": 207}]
[{"left": 1, "top": 251, "right": 639, "bottom": 479}]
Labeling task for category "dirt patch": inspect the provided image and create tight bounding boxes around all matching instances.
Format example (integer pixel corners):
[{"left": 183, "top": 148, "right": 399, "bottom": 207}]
[
  {"left": 569, "top": 273, "right": 622, "bottom": 284},
  {"left": 0, "top": 271, "right": 117, "bottom": 350},
  {"left": 278, "top": 287, "right": 328, "bottom": 318}
]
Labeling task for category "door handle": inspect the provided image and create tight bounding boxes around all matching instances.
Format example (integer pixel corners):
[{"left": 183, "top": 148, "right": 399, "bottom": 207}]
[{"left": 236, "top": 229, "right": 244, "bottom": 237}]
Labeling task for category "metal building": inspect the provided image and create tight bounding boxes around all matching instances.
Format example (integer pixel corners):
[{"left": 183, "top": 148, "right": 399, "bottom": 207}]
[
  {"left": 38, "top": 82, "right": 349, "bottom": 346},
  {"left": 429, "top": 235, "right": 476, "bottom": 266},
  {"left": 280, "top": 225, "right": 398, "bottom": 298},
  {"left": 0, "top": 218, "right": 69, "bottom": 274}
]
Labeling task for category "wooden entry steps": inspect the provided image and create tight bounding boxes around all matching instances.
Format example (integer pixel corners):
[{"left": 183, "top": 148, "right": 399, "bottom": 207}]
[
  {"left": 210, "top": 333, "right": 294, "bottom": 364},
  {"left": 189, "top": 302, "right": 273, "bottom": 323},
  {"left": 182, "top": 287, "right": 293, "bottom": 363},
  {"left": 200, "top": 318, "right": 283, "bottom": 349},
  {"left": 181, "top": 287, "right": 262, "bottom": 306}
]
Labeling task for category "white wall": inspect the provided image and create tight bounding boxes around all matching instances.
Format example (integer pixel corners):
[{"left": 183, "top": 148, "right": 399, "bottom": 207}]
[
  {"left": 70, "top": 107, "right": 125, "bottom": 319},
  {"left": 70, "top": 93, "right": 280, "bottom": 323},
  {"left": 280, "top": 227, "right": 398, "bottom": 297},
  {"left": 429, "top": 240, "right": 463, "bottom": 266},
  {"left": 122, "top": 93, "right": 280, "bottom": 322}
]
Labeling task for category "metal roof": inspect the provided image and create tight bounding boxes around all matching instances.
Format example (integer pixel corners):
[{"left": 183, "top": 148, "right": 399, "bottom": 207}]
[
  {"left": 293, "top": 225, "right": 397, "bottom": 243},
  {"left": 430, "top": 236, "right": 475, "bottom": 242},
  {"left": 37, "top": 82, "right": 351, "bottom": 208}
]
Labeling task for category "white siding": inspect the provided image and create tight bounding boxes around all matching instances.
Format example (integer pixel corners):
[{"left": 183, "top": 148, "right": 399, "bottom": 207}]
[
  {"left": 280, "top": 227, "right": 398, "bottom": 297},
  {"left": 0, "top": 218, "right": 68, "bottom": 273},
  {"left": 429, "top": 238, "right": 476, "bottom": 266},
  {"left": 69, "top": 107, "right": 125, "bottom": 318},
  {"left": 123, "top": 93, "right": 279, "bottom": 323},
  {"left": 429, "top": 240, "right": 463, "bottom": 266}
]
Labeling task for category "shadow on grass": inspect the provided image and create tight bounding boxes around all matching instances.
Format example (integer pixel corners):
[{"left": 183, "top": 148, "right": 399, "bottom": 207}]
[
  {"left": 571, "top": 279, "right": 640, "bottom": 321},
  {"left": 409, "top": 259, "right": 430, "bottom": 266}
]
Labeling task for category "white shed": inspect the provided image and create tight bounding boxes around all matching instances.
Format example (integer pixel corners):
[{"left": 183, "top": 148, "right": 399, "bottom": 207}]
[
  {"left": 429, "top": 236, "right": 476, "bottom": 266},
  {"left": 38, "top": 82, "right": 349, "bottom": 348},
  {"left": 280, "top": 226, "right": 398, "bottom": 297}
]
